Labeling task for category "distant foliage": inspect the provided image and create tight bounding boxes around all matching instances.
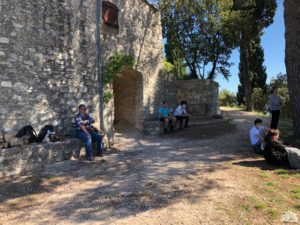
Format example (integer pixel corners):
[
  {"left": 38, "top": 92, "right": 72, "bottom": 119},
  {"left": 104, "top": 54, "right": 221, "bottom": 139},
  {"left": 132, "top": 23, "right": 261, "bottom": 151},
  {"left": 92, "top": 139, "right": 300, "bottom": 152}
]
[
  {"left": 163, "top": 58, "right": 175, "bottom": 73},
  {"left": 102, "top": 53, "right": 135, "bottom": 104},
  {"left": 103, "top": 53, "right": 135, "bottom": 85},
  {"left": 219, "top": 89, "right": 236, "bottom": 107},
  {"left": 252, "top": 87, "right": 268, "bottom": 112}
]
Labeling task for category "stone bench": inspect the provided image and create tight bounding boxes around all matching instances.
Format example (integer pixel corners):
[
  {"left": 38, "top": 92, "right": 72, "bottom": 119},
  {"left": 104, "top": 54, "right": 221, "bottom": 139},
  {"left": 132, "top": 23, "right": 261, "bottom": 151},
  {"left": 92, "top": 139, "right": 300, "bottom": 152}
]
[
  {"left": 143, "top": 120, "right": 164, "bottom": 136},
  {"left": 0, "top": 138, "right": 81, "bottom": 178}
]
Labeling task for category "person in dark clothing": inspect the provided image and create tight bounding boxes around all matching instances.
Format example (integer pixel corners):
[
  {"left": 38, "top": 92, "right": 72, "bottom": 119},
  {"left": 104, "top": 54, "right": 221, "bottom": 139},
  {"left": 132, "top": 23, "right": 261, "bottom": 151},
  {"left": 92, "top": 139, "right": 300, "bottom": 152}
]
[
  {"left": 268, "top": 88, "right": 282, "bottom": 129},
  {"left": 264, "top": 129, "right": 300, "bottom": 169},
  {"left": 263, "top": 129, "right": 289, "bottom": 167}
]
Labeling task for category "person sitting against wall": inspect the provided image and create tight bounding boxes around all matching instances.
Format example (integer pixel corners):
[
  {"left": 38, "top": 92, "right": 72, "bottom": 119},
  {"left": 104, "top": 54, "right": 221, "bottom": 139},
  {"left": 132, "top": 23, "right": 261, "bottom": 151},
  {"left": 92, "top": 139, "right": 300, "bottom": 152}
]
[
  {"left": 158, "top": 101, "right": 176, "bottom": 133},
  {"left": 174, "top": 100, "right": 190, "bottom": 129},
  {"left": 74, "top": 104, "right": 103, "bottom": 161},
  {"left": 264, "top": 129, "right": 300, "bottom": 169}
]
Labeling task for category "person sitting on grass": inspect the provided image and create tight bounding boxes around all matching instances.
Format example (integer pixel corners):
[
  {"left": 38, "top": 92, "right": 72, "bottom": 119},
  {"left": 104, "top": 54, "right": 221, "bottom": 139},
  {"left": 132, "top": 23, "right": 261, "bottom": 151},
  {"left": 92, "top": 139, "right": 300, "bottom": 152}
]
[
  {"left": 249, "top": 119, "right": 269, "bottom": 154},
  {"left": 174, "top": 101, "right": 190, "bottom": 129},
  {"left": 264, "top": 129, "right": 300, "bottom": 169},
  {"left": 74, "top": 104, "right": 103, "bottom": 161},
  {"left": 158, "top": 101, "right": 176, "bottom": 133}
]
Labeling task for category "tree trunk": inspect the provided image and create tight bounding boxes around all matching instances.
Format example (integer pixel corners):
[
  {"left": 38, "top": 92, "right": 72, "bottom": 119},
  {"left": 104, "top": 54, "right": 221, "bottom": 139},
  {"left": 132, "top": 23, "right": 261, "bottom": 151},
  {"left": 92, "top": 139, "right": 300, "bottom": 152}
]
[
  {"left": 284, "top": 0, "right": 300, "bottom": 137},
  {"left": 240, "top": 31, "right": 253, "bottom": 111}
]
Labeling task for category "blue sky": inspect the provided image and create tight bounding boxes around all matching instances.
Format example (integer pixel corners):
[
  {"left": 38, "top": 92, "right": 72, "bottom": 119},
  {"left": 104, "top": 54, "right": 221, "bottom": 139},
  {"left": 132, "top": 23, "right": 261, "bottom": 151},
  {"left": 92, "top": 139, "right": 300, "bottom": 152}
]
[{"left": 216, "top": 0, "right": 286, "bottom": 93}]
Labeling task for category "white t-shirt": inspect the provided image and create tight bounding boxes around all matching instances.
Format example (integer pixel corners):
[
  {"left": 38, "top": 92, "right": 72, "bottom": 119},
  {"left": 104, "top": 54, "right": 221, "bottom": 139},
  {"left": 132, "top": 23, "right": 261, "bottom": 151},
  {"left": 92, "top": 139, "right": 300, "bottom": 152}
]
[
  {"left": 174, "top": 105, "right": 187, "bottom": 116},
  {"left": 250, "top": 125, "right": 265, "bottom": 145}
]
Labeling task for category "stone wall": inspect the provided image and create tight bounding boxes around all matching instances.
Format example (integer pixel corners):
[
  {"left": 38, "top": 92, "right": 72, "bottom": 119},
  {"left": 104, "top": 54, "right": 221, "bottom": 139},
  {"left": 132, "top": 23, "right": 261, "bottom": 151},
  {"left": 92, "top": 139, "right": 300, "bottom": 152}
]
[
  {"left": 175, "top": 80, "right": 219, "bottom": 117},
  {"left": 0, "top": 0, "right": 163, "bottom": 138},
  {"left": 0, "top": 0, "right": 100, "bottom": 135},
  {"left": 0, "top": 139, "right": 80, "bottom": 178},
  {"left": 100, "top": 0, "right": 164, "bottom": 131}
]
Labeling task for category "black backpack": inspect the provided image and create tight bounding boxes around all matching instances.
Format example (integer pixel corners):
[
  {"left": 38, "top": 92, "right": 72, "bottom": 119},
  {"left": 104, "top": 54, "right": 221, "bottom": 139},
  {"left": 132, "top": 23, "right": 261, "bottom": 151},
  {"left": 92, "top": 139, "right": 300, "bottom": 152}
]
[
  {"left": 15, "top": 125, "right": 37, "bottom": 143},
  {"left": 36, "top": 125, "right": 55, "bottom": 143}
]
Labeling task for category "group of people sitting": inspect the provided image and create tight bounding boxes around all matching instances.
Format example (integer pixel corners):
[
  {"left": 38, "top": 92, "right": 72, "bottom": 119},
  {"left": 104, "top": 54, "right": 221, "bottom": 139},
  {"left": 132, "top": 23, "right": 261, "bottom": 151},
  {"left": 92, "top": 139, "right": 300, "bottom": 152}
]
[
  {"left": 158, "top": 100, "right": 190, "bottom": 133},
  {"left": 250, "top": 119, "right": 300, "bottom": 169}
]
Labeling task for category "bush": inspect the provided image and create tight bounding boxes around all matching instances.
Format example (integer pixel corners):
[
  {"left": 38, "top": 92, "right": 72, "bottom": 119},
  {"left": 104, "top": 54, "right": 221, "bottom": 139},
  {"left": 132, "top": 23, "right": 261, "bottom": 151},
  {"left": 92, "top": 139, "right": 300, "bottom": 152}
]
[
  {"left": 219, "top": 89, "right": 236, "bottom": 107},
  {"left": 252, "top": 87, "right": 268, "bottom": 112}
]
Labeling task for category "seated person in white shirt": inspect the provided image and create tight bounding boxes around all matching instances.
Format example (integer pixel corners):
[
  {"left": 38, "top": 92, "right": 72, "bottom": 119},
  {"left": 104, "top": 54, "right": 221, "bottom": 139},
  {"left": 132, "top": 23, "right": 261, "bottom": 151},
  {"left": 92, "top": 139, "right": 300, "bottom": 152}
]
[
  {"left": 249, "top": 119, "right": 269, "bottom": 154},
  {"left": 174, "top": 101, "right": 190, "bottom": 128}
]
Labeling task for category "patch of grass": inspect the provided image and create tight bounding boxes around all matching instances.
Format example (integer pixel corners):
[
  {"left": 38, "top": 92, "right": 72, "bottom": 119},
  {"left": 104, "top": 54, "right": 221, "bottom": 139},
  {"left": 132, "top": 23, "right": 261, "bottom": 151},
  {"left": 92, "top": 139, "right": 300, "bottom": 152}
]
[
  {"left": 265, "top": 188, "right": 274, "bottom": 193},
  {"left": 46, "top": 175, "right": 59, "bottom": 180},
  {"left": 267, "top": 208, "right": 280, "bottom": 220},
  {"left": 241, "top": 204, "right": 251, "bottom": 212},
  {"left": 279, "top": 174, "right": 290, "bottom": 179},
  {"left": 274, "top": 169, "right": 288, "bottom": 175},
  {"left": 291, "top": 188, "right": 300, "bottom": 199},
  {"left": 294, "top": 204, "right": 300, "bottom": 211},
  {"left": 293, "top": 174, "right": 300, "bottom": 179},
  {"left": 254, "top": 202, "right": 267, "bottom": 210},
  {"left": 259, "top": 172, "right": 269, "bottom": 178},
  {"left": 265, "top": 181, "right": 276, "bottom": 187}
]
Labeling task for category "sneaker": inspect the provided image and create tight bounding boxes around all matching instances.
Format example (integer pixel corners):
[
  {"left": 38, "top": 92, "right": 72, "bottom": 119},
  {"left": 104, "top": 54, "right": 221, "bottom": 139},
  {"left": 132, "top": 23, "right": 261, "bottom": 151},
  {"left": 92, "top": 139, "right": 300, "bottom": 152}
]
[{"left": 86, "top": 156, "right": 93, "bottom": 161}]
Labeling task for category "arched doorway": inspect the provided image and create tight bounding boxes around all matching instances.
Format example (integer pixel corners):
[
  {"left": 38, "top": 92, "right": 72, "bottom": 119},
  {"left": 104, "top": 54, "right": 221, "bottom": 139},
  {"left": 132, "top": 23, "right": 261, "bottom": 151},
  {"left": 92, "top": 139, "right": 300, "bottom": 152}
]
[{"left": 113, "top": 69, "right": 143, "bottom": 131}]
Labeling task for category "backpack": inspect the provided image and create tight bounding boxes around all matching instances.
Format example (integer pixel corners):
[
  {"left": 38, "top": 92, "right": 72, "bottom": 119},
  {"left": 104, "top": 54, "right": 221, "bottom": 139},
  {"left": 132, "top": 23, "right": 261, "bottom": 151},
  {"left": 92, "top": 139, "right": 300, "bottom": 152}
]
[
  {"left": 36, "top": 125, "right": 55, "bottom": 143},
  {"left": 15, "top": 125, "right": 37, "bottom": 143}
]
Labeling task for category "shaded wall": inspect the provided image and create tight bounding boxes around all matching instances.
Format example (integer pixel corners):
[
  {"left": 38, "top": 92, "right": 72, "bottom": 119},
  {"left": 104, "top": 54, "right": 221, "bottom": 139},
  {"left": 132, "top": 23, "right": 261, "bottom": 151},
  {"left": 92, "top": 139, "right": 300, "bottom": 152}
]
[{"left": 0, "top": 0, "right": 100, "bottom": 134}]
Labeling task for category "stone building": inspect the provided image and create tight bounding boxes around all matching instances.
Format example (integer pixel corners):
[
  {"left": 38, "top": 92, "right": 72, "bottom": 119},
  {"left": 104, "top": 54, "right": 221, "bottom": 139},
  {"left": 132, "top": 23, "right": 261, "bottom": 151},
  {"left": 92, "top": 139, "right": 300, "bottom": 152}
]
[{"left": 0, "top": 0, "right": 219, "bottom": 140}]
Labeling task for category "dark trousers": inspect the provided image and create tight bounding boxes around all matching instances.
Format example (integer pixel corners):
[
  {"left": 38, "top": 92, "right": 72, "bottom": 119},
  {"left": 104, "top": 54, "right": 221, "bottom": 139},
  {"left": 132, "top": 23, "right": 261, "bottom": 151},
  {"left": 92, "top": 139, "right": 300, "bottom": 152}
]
[
  {"left": 270, "top": 110, "right": 280, "bottom": 129},
  {"left": 75, "top": 130, "right": 103, "bottom": 158},
  {"left": 175, "top": 115, "right": 189, "bottom": 128}
]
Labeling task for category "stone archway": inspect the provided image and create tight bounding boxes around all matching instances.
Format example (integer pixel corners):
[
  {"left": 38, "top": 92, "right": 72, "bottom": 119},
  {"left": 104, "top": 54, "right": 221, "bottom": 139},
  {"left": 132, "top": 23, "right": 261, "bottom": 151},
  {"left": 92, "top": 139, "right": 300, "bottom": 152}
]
[{"left": 113, "top": 69, "right": 143, "bottom": 131}]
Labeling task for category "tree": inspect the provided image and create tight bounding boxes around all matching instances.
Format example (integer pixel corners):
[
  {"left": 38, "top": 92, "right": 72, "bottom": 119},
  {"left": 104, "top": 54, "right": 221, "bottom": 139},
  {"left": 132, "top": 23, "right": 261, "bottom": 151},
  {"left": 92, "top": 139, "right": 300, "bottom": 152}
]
[
  {"left": 237, "top": 36, "right": 268, "bottom": 110},
  {"left": 232, "top": 0, "right": 276, "bottom": 111},
  {"left": 284, "top": 0, "right": 300, "bottom": 136},
  {"left": 219, "top": 89, "right": 236, "bottom": 107},
  {"left": 160, "top": 0, "right": 234, "bottom": 80}
]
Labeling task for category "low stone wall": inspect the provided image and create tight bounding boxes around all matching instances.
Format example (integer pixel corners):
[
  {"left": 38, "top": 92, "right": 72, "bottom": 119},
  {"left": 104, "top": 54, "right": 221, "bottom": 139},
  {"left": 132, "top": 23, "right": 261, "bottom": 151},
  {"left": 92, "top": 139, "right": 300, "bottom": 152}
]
[{"left": 0, "top": 138, "right": 81, "bottom": 178}]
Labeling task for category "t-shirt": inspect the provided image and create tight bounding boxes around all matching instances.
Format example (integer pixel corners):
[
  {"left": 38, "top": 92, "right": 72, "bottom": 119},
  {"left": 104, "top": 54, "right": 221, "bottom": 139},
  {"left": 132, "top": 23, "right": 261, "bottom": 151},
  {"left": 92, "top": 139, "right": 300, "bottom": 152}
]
[
  {"left": 249, "top": 125, "right": 265, "bottom": 145},
  {"left": 158, "top": 107, "right": 171, "bottom": 118},
  {"left": 174, "top": 105, "right": 187, "bottom": 116},
  {"left": 268, "top": 94, "right": 281, "bottom": 111}
]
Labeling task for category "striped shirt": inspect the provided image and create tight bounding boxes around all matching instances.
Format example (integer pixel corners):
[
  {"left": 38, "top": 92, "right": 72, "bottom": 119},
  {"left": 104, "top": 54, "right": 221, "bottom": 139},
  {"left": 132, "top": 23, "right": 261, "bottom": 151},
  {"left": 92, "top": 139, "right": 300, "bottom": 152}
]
[{"left": 74, "top": 113, "right": 95, "bottom": 131}]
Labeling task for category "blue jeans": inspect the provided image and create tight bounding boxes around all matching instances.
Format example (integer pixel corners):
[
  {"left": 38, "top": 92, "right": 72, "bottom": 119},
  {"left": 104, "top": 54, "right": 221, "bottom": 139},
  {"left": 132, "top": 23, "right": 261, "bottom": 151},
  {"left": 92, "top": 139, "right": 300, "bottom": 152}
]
[{"left": 75, "top": 130, "right": 103, "bottom": 157}]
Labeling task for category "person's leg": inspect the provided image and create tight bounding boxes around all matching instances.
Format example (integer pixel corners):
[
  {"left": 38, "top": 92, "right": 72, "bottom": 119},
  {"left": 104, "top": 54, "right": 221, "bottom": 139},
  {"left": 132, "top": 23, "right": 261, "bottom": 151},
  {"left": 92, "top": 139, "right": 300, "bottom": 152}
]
[
  {"left": 170, "top": 117, "right": 176, "bottom": 131},
  {"left": 89, "top": 131, "right": 103, "bottom": 156},
  {"left": 270, "top": 110, "right": 280, "bottom": 129},
  {"left": 252, "top": 140, "right": 263, "bottom": 154},
  {"left": 184, "top": 115, "right": 189, "bottom": 127},
  {"left": 75, "top": 131, "right": 92, "bottom": 159},
  {"left": 176, "top": 116, "right": 183, "bottom": 128},
  {"left": 274, "top": 110, "right": 280, "bottom": 129}
]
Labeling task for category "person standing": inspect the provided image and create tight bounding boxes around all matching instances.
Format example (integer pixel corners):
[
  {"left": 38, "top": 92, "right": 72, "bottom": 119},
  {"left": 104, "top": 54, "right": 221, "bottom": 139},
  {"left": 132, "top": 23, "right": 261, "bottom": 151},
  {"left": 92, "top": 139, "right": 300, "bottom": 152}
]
[{"left": 268, "top": 88, "right": 282, "bottom": 129}]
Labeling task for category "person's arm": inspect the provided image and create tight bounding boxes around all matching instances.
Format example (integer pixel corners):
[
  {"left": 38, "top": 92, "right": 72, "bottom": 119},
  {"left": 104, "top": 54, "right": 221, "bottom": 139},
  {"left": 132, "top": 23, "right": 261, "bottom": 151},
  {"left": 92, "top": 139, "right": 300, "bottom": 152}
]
[
  {"left": 159, "top": 108, "right": 164, "bottom": 118},
  {"left": 87, "top": 114, "right": 95, "bottom": 124}
]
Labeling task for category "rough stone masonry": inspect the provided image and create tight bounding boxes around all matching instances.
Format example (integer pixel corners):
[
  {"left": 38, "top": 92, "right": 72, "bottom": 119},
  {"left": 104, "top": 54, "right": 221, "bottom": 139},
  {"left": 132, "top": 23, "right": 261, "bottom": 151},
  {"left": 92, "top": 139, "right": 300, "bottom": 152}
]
[
  {"left": 0, "top": 0, "right": 164, "bottom": 138},
  {"left": 0, "top": 0, "right": 218, "bottom": 139}
]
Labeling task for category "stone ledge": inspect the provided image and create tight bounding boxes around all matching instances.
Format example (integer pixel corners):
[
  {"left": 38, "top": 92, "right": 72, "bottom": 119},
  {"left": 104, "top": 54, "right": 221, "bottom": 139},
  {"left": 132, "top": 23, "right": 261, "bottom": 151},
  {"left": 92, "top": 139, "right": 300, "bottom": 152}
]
[
  {"left": 143, "top": 120, "right": 163, "bottom": 136},
  {"left": 0, "top": 138, "right": 81, "bottom": 178}
]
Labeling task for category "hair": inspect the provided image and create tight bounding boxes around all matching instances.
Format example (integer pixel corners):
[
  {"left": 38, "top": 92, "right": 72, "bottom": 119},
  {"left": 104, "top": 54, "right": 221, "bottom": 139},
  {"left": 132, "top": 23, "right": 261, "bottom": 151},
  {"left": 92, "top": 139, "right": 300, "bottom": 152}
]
[
  {"left": 268, "top": 129, "right": 280, "bottom": 137},
  {"left": 181, "top": 101, "right": 187, "bottom": 105},
  {"left": 254, "top": 119, "right": 263, "bottom": 125},
  {"left": 78, "top": 104, "right": 86, "bottom": 109},
  {"left": 162, "top": 100, "right": 167, "bottom": 104}
]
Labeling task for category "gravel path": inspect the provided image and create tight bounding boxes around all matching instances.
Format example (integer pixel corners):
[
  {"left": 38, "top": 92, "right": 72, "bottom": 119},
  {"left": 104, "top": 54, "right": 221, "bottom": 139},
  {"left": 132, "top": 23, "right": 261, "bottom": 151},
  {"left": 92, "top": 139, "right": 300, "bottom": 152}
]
[{"left": 0, "top": 109, "right": 276, "bottom": 225}]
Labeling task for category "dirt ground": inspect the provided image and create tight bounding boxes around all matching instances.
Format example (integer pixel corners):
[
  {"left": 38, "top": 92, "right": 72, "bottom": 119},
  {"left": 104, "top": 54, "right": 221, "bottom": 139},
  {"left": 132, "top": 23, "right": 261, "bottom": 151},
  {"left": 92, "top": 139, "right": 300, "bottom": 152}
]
[{"left": 0, "top": 109, "right": 299, "bottom": 225}]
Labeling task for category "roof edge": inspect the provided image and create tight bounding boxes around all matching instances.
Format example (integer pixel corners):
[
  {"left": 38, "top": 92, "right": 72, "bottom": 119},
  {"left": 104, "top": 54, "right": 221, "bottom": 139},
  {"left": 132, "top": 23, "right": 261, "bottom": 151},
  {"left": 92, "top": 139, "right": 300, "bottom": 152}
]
[{"left": 140, "top": 0, "right": 159, "bottom": 12}]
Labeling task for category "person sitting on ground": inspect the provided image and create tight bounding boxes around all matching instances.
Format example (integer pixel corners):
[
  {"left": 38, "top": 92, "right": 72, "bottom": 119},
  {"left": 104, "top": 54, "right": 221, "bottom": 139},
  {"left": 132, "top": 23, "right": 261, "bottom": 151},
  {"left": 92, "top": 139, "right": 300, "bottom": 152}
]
[
  {"left": 174, "top": 100, "right": 190, "bottom": 128},
  {"left": 249, "top": 119, "right": 269, "bottom": 154},
  {"left": 158, "top": 101, "right": 176, "bottom": 132},
  {"left": 74, "top": 104, "right": 103, "bottom": 161},
  {"left": 264, "top": 129, "right": 300, "bottom": 169}
]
